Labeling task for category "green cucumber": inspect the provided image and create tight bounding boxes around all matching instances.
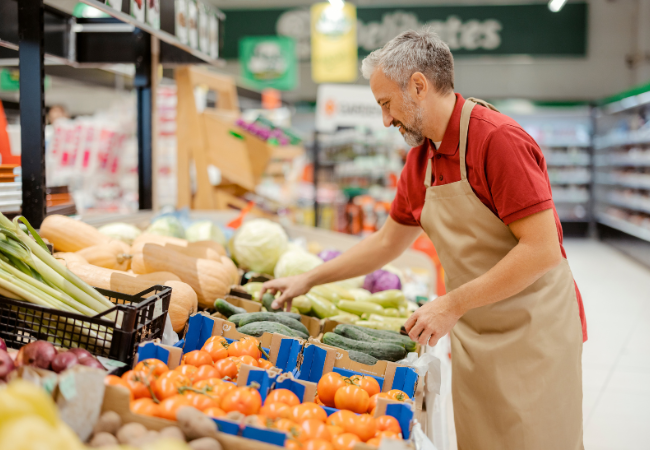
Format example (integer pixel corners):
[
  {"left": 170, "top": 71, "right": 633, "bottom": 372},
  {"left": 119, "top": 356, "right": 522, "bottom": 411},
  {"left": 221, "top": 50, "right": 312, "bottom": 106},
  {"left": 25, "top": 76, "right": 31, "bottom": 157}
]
[
  {"left": 227, "top": 313, "right": 249, "bottom": 326},
  {"left": 347, "top": 350, "right": 378, "bottom": 365},
  {"left": 237, "top": 322, "right": 303, "bottom": 339},
  {"left": 349, "top": 325, "right": 417, "bottom": 353},
  {"left": 214, "top": 298, "right": 246, "bottom": 318},
  {"left": 322, "top": 332, "right": 406, "bottom": 362},
  {"left": 262, "top": 292, "right": 281, "bottom": 312},
  {"left": 238, "top": 312, "right": 310, "bottom": 338},
  {"left": 277, "top": 312, "right": 302, "bottom": 321},
  {"left": 334, "top": 324, "right": 411, "bottom": 352}
]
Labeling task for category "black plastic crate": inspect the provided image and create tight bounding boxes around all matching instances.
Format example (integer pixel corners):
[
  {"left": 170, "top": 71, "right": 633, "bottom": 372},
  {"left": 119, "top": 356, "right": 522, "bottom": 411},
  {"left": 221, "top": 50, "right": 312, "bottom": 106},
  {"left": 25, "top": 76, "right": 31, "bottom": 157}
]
[{"left": 0, "top": 285, "right": 171, "bottom": 365}]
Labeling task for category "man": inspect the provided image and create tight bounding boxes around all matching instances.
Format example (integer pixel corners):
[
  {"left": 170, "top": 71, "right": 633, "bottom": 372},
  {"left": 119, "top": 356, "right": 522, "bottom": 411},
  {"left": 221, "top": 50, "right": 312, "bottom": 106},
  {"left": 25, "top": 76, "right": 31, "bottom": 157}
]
[{"left": 262, "top": 29, "right": 586, "bottom": 450}]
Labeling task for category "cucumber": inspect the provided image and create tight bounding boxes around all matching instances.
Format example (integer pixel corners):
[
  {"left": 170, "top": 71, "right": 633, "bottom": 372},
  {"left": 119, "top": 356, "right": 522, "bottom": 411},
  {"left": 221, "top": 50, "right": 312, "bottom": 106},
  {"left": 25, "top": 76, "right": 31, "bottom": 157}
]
[
  {"left": 214, "top": 298, "right": 246, "bottom": 318},
  {"left": 277, "top": 312, "right": 302, "bottom": 321},
  {"left": 238, "top": 322, "right": 303, "bottom": 339},
  {"left": 347, "top": 350, "right": 378, "bottom": 366},
  {"left": 227, "top": 313, "right": 249, "bottom": 326},
  {"left": 322, "top": 332, "right": 406, "bottom": 362},
  {"left": 334, "top": 324, "right": 411, "bottom": 352},
  {"left": 238, "top": 312, "right": 310, "bottom": 338},
  {"left": 262, "top": 292, "right": 281, "bottom": 312},
  {"left": 349, "top": 325, "right": 417, "bottom": 353}
]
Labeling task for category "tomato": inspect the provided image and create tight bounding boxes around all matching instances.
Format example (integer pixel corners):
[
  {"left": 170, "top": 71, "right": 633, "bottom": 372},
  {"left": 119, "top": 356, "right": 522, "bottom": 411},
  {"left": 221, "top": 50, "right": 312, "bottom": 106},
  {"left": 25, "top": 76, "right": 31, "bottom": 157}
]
[
  {"left": 326, "top": 411, "right": 356, "bottom": 431},
  {"left": 303, "top": 440, "right": 333, "bottom": 450},
  {"left": 370, "top": 408, "right": 376, "bottom": 417},
  {"left": 375, "top": 431, "right": 400, "bottom": 440},
  {"left": 193, "top": 377, "right": 224, "bottom": 391},
  {"left": 182, "top": 350, "right": 213, "bottom": 367},
  {"left": 174, "top": 364, "right": 198, "bottom": 382},
  {"left": 193, "top": 365, "right": 221, "bottom": 383},
  {"left": 156, "top": 395, "right": 191, "bottom": 421},
  {"left": 285, "top": 440, "right": 303, "bottom": 450},
  {"left": 334, "top": 385, "right": 369, "bottom": 414},
  {"left": 367, "top": 393, "right": 390, "bottom": 414},
  {"left": 386, "top": 390, "right": 409, "bottom": 401},
  {"left": 246, "top": 414, "right": 272, "bottom": 428},
  {"left": 266, "top": 389, "right": 300, "bottom": 407},
  {"left": 215, "top": 357, "right": 239, "bottom": 380},
  {"left": 327, "top": 426, "right": 344, "bottom": 438},
  {"left": 366, "top": 438, "right": 381, "bottom": 447},
  {"left": 220, "top": 386, "right": 262, "bottom": 415},
  {"left": 183, "top": 391, "right": 222, "bottom": 411},
  {"left": 203, "top": 335, "right": 227, "bottom": 346},
  {"left": 332, "top": 433, "right": 361, "bottom": 450},
  {"left": 134, "top": 358, "right": 169, "bottom": 378},
  {"left": 258, "top": 358, "right": 274, "bottom": 370},
  {"left": 202, "top": 339, "right": 229, "bottom": 362},
  {"left": 316, "top": 372, "right": 346, "bottom": 408},
  {"left": 299, "top": 419, "right": 332, "bottom": 442},
  {"left": 105, "top": 375, "right": 134, "bottom": 401},
  {"left": 355, "top": 414, "right": 377, "bottom": 442},
  {"left": 122, "top": 370, "right": 152, "bottom": 399},
  {"left": 290, "top": 402, "right": 327, "bottom": 422},
  {"left": 240, "top": 336, "right": 260, "bottom": 345},
  {"left": 260, "top": 402, "right": 291, "bottom": 420},
  {"left": 314, "top": 396, "right": 325, "bottom": 406},
  {"left": 350, "top": 375, "right": 380, "bottom": 398},
  {"left": 228, "top": 340, "right": 261, "bottom": 359},
  {"left": 203, "top": 406, "right": 226, "bottom": 418},
  {"left": 239, "top": 355, "right": 259, "bottom": 367},
  {"left": 275, "top": 419, "right": 301, "bottom": 438},
  {"left": 375, "top": 415, "right": 401, "bottom": 435},
  {"left": 130, "top": 398, "right": 159, "bottom": 417},
  {"left": 153, "top": 371, "right": 191, "bottom": 400}
]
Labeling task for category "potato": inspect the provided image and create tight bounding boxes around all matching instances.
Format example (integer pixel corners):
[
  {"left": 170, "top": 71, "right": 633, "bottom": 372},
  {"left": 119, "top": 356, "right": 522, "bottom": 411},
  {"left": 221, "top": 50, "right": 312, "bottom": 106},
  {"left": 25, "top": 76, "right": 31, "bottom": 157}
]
[
  {"left": 189, "top": 437, "right": 223, "bottom": 450},
  {"left": 176, "top": 407, "right": 219, "bottom": 441},
  {"left": 160, "top": 426, "right": 186, "bottom": 442},
  {"left": 89, "top": 432, "right": 118, "bottom": 447},
  {"left": 116, "top": 422, "right": 148, "bottom": 445},
  {"left": 93, "top": 411, "right": 122, "bottom": 436},
  {"left": 130, "top": 430, "right": 161, "bottom": 447}
]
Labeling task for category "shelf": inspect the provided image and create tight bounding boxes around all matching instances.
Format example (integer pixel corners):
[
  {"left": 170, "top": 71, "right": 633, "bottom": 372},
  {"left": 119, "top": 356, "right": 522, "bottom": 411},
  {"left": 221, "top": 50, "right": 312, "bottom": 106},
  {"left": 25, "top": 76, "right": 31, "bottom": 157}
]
[
  {"left": 597, "top": 213, "right": 650, "bottom": 243},
  {"left": 544, "top": 154, "right": 591, "bottom": 166},
  {"left": 594, "top": 178, "right": 650, "bottom": 190},
  {"left": 599, "top": 197, "right": 650, "bottom": 215},
  {"left": 594, "top": 155, "right": 650, "bottom": 167},
  {"left": 594, "top": 129, "right": 650, "bottom": 150}
]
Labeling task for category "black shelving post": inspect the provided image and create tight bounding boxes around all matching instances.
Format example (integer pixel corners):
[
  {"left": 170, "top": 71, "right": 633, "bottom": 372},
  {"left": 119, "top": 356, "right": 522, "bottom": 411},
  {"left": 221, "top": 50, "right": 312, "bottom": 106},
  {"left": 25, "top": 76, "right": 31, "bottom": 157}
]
[
  {"left": 312, "top": 131, "right": 319, "bottom": 228},
  {"left": 18, "top": 0, "right": 47, "bottom": 228},
  {"left": 134, "top": 29, "right": 153, "bottom": 211}
]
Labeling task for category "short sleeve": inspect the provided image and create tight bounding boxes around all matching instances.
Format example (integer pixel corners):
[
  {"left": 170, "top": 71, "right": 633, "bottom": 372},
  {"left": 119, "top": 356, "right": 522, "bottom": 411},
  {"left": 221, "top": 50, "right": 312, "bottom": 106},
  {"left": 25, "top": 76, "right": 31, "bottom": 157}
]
[
  {"left": 390, "top": 172, "right": 419, "bottom": 226},
  {"left": 485, "top": 124, "right": 554, "bottom": 225}
]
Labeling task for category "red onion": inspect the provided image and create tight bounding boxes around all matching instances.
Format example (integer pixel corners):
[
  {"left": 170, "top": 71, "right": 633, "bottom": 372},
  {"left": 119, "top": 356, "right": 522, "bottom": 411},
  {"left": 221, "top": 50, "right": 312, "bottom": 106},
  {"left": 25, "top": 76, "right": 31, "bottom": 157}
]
[
  {"left": 67, "top": 348, "right": 93, "bottom": 359},
  {"left": 18, "top": 341, "right": 57, "bottom": 370},
  {"left": 0, "top": 338, "right": 6, "bottom": 352},
  {"left": 51, "top": 351, "right": 78, "bottom": 373},
  {"left": 77, "top": 356, "right": 105, "bottom": 370},
  {"left": 0, "top": 349, "right": 15, "bottom": 380}
]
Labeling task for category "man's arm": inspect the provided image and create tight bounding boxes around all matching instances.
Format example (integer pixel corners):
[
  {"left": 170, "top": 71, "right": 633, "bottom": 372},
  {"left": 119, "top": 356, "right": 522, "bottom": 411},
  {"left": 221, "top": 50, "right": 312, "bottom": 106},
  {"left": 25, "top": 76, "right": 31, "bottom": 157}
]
[
  {"left": 262, "top": 217, "right": 422, "bottom": 309},
  {"left": 405, "top": 208, "right": 562, "bottom": 345}
]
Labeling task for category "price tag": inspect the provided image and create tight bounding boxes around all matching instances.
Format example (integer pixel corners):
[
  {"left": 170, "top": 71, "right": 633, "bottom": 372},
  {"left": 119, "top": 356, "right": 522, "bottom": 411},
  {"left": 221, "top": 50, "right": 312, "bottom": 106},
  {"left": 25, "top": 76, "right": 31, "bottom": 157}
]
[
  {"left": 97, "top": 356, "right": 126, "bottom": 371},
  {"left": 58, "top": 373, "right": 77, "bottom": 400},
  {"left": 41, "top": 377, "right": 57, "bottom": 395},
  {"left": 154, "top": 298, "right": 163, "bottom": 317}
]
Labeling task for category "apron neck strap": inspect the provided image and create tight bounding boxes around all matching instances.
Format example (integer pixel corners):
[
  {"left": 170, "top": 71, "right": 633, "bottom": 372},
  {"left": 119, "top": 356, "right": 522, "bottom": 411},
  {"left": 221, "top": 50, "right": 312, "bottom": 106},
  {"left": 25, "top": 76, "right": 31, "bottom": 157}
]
[{"left": 458, "top": 98, "right": 498, "bottom": 181}]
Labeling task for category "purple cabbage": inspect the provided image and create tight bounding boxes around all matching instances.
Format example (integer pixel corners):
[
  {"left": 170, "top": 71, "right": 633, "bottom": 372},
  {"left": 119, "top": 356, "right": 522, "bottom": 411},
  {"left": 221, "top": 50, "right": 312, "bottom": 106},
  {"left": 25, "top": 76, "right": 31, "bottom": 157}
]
[
  {"left": 363, "top": 269, "right": 401, "bottom": 293},
  {"left": 318, "top": 249, "right": 342, "bottom": 262}
]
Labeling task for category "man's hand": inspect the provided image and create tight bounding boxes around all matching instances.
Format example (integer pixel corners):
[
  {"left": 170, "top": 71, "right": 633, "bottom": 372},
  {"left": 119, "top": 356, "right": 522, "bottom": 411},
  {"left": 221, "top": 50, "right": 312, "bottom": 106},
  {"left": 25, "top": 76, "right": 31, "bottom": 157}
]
[
  {"left": 261, "top": 273, "right": 313, "bottom": 311},
  {"left": 404, "top": 295, "right": 463, "bottom": 346}
]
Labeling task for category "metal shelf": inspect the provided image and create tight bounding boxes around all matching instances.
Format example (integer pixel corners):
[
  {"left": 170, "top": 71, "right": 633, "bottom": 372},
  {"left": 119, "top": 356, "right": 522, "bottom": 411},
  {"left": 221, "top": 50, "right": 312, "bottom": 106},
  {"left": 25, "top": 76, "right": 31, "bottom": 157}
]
[
  {"left": 593, "top": 130, "right": 650, "bottom": 150},
  {"left": 594, "top": 156, "right": 650, "bottom": 167},
  {"left": 594, "top": 179, "right": 650, "bottom": 190},
  {"left": 597, "top": 213, "right": 650, "bottom": 243},
  {"left": 599, "top": 197, "right": 650, "bottom": 215}
]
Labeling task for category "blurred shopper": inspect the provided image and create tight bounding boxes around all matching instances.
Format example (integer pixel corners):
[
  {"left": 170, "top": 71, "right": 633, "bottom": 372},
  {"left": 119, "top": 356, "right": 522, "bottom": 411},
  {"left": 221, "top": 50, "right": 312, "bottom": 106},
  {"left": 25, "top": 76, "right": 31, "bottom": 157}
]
[{"left": 263, "top": 28, "right": 586, "bottom": 450}]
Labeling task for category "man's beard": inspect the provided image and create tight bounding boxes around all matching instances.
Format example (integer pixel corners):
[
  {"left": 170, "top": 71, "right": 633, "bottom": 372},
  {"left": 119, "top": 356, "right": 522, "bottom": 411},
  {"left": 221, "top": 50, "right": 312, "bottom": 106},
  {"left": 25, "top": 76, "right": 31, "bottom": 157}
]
[{"left": 395, "top": 92, "right": 425, "bottom": 147}]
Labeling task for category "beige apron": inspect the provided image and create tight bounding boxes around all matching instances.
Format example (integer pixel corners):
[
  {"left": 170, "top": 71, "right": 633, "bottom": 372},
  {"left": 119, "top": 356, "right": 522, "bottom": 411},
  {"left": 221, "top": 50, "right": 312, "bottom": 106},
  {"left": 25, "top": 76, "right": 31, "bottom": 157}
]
[{"left": 419, "top": 98, "right": 584, "bottom": 450}]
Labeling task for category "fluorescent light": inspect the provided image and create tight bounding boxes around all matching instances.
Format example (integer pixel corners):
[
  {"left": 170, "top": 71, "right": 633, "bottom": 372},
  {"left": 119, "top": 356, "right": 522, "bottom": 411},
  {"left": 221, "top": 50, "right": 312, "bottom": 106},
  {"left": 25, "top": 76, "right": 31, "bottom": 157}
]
[
  {"left": 328, "top": 0, "right": 344, "bottom": 9},
  {"left": 548, "top": 0, "right": 567, "bottom": 12}
]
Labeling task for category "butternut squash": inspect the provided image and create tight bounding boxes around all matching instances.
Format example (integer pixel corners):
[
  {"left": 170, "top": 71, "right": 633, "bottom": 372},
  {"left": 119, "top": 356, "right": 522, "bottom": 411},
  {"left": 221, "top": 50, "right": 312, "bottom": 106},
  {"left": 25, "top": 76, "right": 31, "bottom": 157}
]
[
  {"left": 76, "top": 243, "right": 132, "bottom": 271},
  {"left": 131, "top": 244, "right": 231, "bottom": 309},
  {"left": 132, "top": 234, "right": 226, "bottom": 260},
  {"left": 40, "top": 215, "right": 110, "bottom": 252},
  {"left": 219, "top": 255, "right": 241, "bottom": 286},
  {"left": 67, "top": 262, "right": 197, "bottom": 332},
  {"left": 134, "top": 272, "right": 181, "bottom": 282},
  {"left": 53, "top": 252, "right": 88, "bottom": 266}
]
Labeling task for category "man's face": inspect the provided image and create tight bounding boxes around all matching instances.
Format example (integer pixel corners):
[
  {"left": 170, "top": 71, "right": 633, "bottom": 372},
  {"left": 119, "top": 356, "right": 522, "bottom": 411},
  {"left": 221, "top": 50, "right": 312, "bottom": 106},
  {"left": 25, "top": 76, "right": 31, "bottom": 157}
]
[{"left": 370, "top": 69, "right": 425, "bottom": 147}]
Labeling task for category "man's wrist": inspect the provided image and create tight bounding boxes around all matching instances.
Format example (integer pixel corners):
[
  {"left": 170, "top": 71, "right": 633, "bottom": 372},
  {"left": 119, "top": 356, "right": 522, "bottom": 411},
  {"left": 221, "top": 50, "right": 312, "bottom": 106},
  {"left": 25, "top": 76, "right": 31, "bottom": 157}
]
[{"left": 443, "top": 289, "right": 468, "bottom": 317}]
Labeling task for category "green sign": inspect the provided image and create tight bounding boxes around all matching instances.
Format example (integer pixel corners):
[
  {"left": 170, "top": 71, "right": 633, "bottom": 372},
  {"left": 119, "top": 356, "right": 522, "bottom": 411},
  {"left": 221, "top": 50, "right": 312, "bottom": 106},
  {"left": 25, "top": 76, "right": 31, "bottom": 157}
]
[
  {"left": 0, "top": 69, "right": 19, "bottom": 92},
  {"left": 223, "top": 3, "right": 587, "bottom": 60},
  {"left": 239, "top": 36, "right": 297, "bottom": 91}
]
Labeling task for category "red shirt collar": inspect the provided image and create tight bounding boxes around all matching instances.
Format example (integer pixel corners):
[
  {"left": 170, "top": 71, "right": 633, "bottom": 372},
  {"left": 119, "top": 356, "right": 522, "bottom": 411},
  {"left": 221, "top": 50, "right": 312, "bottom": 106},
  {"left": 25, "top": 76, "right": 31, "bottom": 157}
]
[{"left": 427, "top": 93, "right": 465, "bottom": 158}]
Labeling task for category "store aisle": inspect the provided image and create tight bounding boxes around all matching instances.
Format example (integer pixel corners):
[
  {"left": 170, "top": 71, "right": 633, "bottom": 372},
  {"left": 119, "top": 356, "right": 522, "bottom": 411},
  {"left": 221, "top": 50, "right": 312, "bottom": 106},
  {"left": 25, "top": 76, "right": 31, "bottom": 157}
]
[{"left": 564, "top": 239, "right": 650, "bottom": 450}]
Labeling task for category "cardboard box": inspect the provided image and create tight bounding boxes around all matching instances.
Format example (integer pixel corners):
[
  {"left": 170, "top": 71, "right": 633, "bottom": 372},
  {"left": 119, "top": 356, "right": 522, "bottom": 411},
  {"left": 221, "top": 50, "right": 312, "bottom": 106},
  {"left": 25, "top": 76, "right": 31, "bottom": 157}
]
[{"left": 134, "top": 341, "right": 183, "bottom": 369}]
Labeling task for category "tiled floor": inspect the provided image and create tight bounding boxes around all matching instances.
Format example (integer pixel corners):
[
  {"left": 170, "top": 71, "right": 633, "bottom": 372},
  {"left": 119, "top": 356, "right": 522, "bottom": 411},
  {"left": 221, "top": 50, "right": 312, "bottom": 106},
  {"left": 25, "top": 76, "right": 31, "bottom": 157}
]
[{"left": 564, "top": 238, "right": 650, "bottom": 450}]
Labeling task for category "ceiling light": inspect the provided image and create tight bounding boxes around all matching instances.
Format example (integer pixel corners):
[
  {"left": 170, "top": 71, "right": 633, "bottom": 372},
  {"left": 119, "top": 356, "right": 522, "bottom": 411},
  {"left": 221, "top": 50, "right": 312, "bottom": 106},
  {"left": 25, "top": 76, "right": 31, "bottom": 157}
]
[
  {"left": 548, "top": 0, "right": 567, "bottom": 12},
  {"left": 328, "top": 0, "right": 344, "bottom": 10}
]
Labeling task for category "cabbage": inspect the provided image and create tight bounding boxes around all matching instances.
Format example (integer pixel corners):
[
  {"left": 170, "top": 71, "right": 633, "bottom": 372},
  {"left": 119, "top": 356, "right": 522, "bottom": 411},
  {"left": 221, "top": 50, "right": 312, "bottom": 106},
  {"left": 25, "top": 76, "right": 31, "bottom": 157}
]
[
  {"left": 274, "top": 249, "right": 323, "bottom": 278},
  {"left": 185, "top": 220, "right": 226, "bottom": 245},
  {"left": 363, "top": 269, "right": 402, "bottom": 293},
  {"left": 318, "top": 249, "right": 341, "bottom": 262},
  {"left": 145, "top": 216, "right": 185, "bottom": 238},
  {"left": 97, "top": 223, "right": 141, "bottom": 245},
  {"left": 232, "top": 219, "right": 288, "bottom": 274}
]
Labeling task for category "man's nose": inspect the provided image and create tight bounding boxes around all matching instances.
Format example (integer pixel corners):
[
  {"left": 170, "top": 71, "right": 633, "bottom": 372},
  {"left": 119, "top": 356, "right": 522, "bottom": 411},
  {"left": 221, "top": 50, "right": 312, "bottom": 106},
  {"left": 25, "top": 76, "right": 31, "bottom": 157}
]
[{"left": 382, "top": 109, "right": 393, "bottom": 128}]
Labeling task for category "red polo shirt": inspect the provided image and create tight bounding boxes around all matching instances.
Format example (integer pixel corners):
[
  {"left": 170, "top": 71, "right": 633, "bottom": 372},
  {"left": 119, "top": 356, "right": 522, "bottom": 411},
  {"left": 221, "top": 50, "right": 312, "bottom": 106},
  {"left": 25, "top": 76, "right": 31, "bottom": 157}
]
[{"left": 391, "top": 94, "right": 587, "bottom": 341}]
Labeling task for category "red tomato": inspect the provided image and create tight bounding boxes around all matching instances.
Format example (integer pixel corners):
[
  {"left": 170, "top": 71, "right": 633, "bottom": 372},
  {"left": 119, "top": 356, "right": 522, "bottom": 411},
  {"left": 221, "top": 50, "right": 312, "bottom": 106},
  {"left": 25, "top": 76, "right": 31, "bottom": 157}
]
[
  {"left": 122, "top": 370, "right": 152, "bottom": 400},
  {"left": 355, "top": 414, "right": 377, "bottom": 442},
  {"left": 260, "top": 402, "right": 291, "bottom": 420},
  {"left": 193, "top": 365, "right": 221, "bottom": 383},
  {"left": 303, "top": 440, "right": 333, "bottom": 450},
  {"left": 182, "top": 350, "right": 213, "bottom": 367},
  {"left": 134, "top": 358, "right": 169, "bottom": 377},
  {"left": 214, "top": 357, "right": 239, "bottom": 380},
  {"left": 317, "top": 372, "right": 347, "bottom": 408},
  {"left": 386, "top": 390, "right": 409, "bottom": 401},
  {"left": 153, "top": 371, "right": 191, "bottom": 400},
  {"left": 203, "top": 406, "right": 226, "bottom": 418},
  {"left": 130, "top": 398, "right": 159, "bottom": 417},
  {"left": 350, "top": 375, "right": 380, "bottom": 398},
  {"left": 266, "top": 389, "right": 300, "bottom": 407},
  {"left": 334, "top": 385, "right": 369, "bottom": 414},
  {"left": 299, "top": 419, "right": 332, "bottom": 442},
  {"left": 228, "top": 340, "right": 261, "bottom": 359},
  {"left": 375, "top": 415, "right": 401, "bottom": 435},
  {"left": 220, "top": 386, "right": 262, "bottom": 415},
  {"left": 290, "top": 402, "right": 327, "bottom": 423},
  {"left": 367, "top": 393, "right": 390, "bottom": 414},
  {"left": 174, "top": 364, "right": 198, "bottom": 382},
  {"left": 332, "top": 433, "right": 361, "bottom": 450},
  {"left": 156, "top": 395, "right": 191, "bottom": 421},
  {"left": 202, "top": 339, "right": 229, "bottom": 362},
  {"left": 105, "top": 375, "right": 134, "bottom": 401}
]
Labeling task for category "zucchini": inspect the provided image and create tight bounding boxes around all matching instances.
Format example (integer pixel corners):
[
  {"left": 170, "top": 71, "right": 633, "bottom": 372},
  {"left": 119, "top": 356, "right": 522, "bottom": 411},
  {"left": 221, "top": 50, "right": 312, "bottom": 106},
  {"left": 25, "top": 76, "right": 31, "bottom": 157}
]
[
  {"left": 337, "top": 300, "right": 385, "bottom": 317},
  {"left": 366, "top": 290, "right": 406, "bottom": 309},
  {"left": 238, "top": 312, "right": 310, "bottom": 338},
  {"left": 238, "top": 322, "right": 303, "bottom": 339},
  {"left": 322, "top": 332, "right": 406, "bottom": 362},
  {"left": 347, "top": 350, "right": 378, "bottom": 365},
  {"left": 262, "top": 292, "right": 281, "bottom": 312},
  {"left": 292, "top": 295, "right": 312, "bottom": 315},
  {"left": 214, "top": 298, "right": 246, "bottom": 318},
  {"left": 349, "top": 325, "right": 417, "bottom": 353},
  {"left": 355, "top": 320, "right": 400, "bottom": 332},
  {"left": 307, "top": 293, "right": 339, "bottom": 318}
]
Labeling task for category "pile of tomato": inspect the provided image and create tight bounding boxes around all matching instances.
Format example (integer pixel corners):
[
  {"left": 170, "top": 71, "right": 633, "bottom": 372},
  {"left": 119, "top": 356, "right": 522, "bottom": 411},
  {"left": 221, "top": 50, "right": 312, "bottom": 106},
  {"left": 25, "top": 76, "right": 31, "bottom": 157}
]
[{"left": 104, "top": 335, "right": 410, "bottom": 450}]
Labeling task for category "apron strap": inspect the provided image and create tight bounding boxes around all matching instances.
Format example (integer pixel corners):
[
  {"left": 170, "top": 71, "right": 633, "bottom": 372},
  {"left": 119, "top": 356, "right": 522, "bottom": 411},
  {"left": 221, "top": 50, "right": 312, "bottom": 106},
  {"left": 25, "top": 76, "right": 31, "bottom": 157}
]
[
  {"left": 466, "top": 97, "right": 500, "bottom": 113},
  {"left": 424, "top": 157, "right": 432, "bottom": 188},
  {"left": 459, "top": 97, "right": 500, "bottom": 181}
]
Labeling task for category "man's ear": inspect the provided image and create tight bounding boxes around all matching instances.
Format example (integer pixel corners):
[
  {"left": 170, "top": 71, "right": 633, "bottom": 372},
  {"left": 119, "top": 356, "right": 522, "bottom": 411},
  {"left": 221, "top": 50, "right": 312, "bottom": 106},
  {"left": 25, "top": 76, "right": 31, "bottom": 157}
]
[{"left": 411, "top": 72, "right": 428, "bottom": 99}]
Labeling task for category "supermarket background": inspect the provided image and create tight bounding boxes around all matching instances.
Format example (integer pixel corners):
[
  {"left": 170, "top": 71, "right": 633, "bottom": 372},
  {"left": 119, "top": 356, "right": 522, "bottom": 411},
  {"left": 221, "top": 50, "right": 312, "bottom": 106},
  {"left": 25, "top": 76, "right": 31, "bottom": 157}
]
[{"left": 0, "top": 0, "right": 649, "bottom": 449}]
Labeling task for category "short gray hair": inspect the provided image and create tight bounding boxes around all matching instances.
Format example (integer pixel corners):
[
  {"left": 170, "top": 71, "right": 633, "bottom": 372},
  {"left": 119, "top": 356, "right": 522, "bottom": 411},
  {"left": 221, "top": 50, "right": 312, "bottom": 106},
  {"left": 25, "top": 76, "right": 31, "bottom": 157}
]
[{"left": 361, "top": 28, "right": 454, "bottom": 93}]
